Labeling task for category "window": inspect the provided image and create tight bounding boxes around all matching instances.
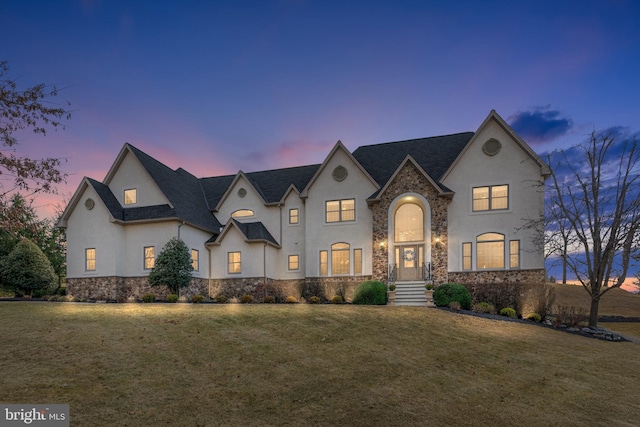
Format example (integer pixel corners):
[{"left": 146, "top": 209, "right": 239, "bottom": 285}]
[
  {"left": 289, "top": 208, "right": 299, "bottom": 224},
  {"left": 394, "top": 203, "right": 424, "bottom": 242},
  {"left": 231, "top": 209, "right": 254, "bottom": 218},
  {"left": 319, "top": 251, "right": 328, "bottom": 276},
  {"left": 472, "top": 185, "right": 508, "bottom": 211},
  {"left": 192, "top": 249, "right": 199, "bottom": 271},
  {"left": 228, "top": 251, "right": 241, "bottom": 274},
  {"left": 85, "top": 248, "right": 96, "bottom": 271},
  {"left": 477, "top": 233, "right": 504, "bottom": 269},
  {"left": 462, "top": 242, "right": 472, "bottom": 270},
  {"left": 354, "top": 248, "right": 362, "bottom": 275},
  {"left": 325, "top": 199, "right": 355, "bottom": 223},
  {"left": 331, "top": 242, "right": 350, "bottom": 275},
  {"left": 124, "top": 189, "right": 137, "bottom": 205},
  {"left": 144, "top": 246, "right": 155, "bottom": 270},
  {"left": 510, "top": 240, "right": 520, "bottom": 269},
  {"left": 288, "top": 255, "right": 299, "bottom": 271}
]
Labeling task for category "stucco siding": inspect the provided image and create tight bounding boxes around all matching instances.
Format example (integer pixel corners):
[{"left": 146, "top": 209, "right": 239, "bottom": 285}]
[
  {"left": 304, "top": 148, "right": 377, "bottom": 277},
  {"left": 65, "top": 185, "right": 122, "bottom": 278},
  {"left": 443, "top": 119, "right": 545, "bottom": 273},
  {"left": 107, "top": 151, "right": 169, "bottom": 207}
]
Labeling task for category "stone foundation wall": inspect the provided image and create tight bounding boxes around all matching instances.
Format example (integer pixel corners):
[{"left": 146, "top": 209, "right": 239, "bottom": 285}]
[
  {"left": 67, "top": 275, "right": 373, "bottom": 303},
  {"left": 448, "top": 269, "right": 546, "bottom": 285},
  {"left": 67, "top": 276, "right": 208, "bottom": 302}
]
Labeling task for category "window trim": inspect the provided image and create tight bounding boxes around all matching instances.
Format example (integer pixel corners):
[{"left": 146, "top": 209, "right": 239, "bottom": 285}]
[
  {"left": 353, "top": 248, "right": 362, "bottom": 275},
  {"left": 331, "top": 242, "right": 351, "bottom": 275},
  {"left": 85, "top": 248, "right": 96, "bottom": 271},
  {"left": 462, "top": 242, "right": 472, "bottom": 271},
  {"left": 124, "top": 188, "right": 137, "bottom": 205},
  {"left": 319, "top": 250, "right": 328, "bottom": 276},
  {"left": 144, "top": 246, "right": 155, "bottom": 270},
  {"left": 192, "top": 249, "right": 199, "bottom": 271},
  {"left": 325, "top": 199, "right": 355, "bottom": 223},
  {"left": 228, "top": 251, "right": 241, "bottom": 274},
  {"left": 476, "top": 233, "right": 505, "bottom": 270},
  {"left": 288, "top": 254, "right": 300, "bottom": 271},
  {"left": 509, "top": 240, "right": 520, "bottom": 269},
  {"left": 289, "top": 208, "right": 299, "bottom": 225},
  {"left": 472, "top": 184, "right": 509, "bottom": 212},
  {"left": 231, "top": 209, "right": 255, "bottom": 219}
]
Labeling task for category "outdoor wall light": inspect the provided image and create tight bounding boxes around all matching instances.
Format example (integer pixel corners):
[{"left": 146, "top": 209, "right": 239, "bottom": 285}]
[{"left": 435, "top": 237, "right": 443, "bottom": 249}]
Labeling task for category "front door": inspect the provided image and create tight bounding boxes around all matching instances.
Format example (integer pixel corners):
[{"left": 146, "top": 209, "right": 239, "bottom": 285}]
[{"left": 398, "top": 245, "right": 419, "bottom": 281}]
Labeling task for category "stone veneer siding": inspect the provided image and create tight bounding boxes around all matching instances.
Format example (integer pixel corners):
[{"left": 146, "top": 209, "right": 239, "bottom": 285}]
[
  {"left": 371, "top": 161, "right": 450, "bottom": 285},
  {"left": 448, "top": 269, "right": 546, "bottom": 285},
  {"left": 67, "top": 276, "right": 208, "bottom": 302},
  {"left": 68, "top": 275, "right": 372, "bottom": 303}
]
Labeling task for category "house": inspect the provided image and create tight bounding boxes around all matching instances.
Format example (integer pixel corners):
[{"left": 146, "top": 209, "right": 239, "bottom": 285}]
[{"left": 58, "top": 110, "right": 549, "bottom": 303}]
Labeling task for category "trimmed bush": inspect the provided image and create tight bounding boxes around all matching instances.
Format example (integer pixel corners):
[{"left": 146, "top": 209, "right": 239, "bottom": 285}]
[
  {"left": 388, "top": 284, "right": 396, "bottom": 291},
  {"left": 215, "top": 294, "right": 228, "bottom": 303},
  {"left": 433, "top": 283, "right": 472, "bottom": 310},
  {"left": 166, "top": 294, "right": 179, "bottom": 303},
  {"left": 331, "top": 295, "right": 343, "bottom": 304},
  {"left": 240, "top": 294, "right": 253, "bottom": 304},
  {"left": 263, "top": 295, "right": 275, "bottom": 303},
  {"left": 142, "top": 293, "right": 156, "bottom": 303},
  {"left": 472, "top": 301, "right": 496, "bottom": 314},
  {"left": 308, "top": 296, "right": 321, "bottom": 304},
  {"left": 352, "top": 280, "right": 387, "bottom": 305},
  {"left": 191, "top": 294, "right": 204, "bottom": 303},
  {"left": 500, "top": 307, "right": 517, "bottom": 318},
  {"left": 285, "top": 296, "right": 298, "bottom": 304},
  {"left": 526, "top": 312, "right": 542, "bottom": 322}
]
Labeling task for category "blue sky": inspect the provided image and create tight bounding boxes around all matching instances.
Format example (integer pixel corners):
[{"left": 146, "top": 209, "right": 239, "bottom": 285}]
[
  {"left": 3, "top": 0, "right": 639, "bottom": 288},
  {"left": 3, "top": 1, "right": 640, "bottom": 212}
]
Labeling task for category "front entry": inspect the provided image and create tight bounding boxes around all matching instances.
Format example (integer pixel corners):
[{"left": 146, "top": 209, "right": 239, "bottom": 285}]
[{"left": 397, "top": 245, "right": 420, "bottom": 281}]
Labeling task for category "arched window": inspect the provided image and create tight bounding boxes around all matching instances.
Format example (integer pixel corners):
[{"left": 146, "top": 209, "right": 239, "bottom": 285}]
[
  {"left": 231, "top": 209, "right": 255, "bottom": 219},
  {"left": 394, "top": 203, "right": 424, "bottom": 242},
  {"left": 477, "top": 233, "right": 504, "bottom": 269},
  {"left": 331, "top": 242, "right": 350, "bottom": 275}
]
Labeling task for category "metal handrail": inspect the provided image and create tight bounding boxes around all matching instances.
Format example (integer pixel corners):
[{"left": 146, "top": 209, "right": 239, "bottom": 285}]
[
  {"left": 388, "top": 263, "right": 397, "bottom": 283},
  {"left": 422, "top": 262, "right": 432, "bottom": 281}
]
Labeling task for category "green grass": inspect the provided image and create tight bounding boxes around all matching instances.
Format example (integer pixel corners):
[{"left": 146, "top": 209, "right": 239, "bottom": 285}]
[{"left": 1, "top": 302, "right": 639, "bottom": 426}]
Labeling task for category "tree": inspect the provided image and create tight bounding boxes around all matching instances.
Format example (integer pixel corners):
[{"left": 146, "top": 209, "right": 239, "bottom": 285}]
[
  {"left": 0, "top": 239, "right": 57, "bottom": 297},
  {"left": 547, "top": 129, "right": 640, "bottom": 327},
  {"left": 0, "top": 60, "right": 70, "bottom": 230},
  {"left": 148, "top": 238, "right": 193, "bottom": 294},
  {"left": 0, "top": 193, "right": 65, "bottom": 288}
]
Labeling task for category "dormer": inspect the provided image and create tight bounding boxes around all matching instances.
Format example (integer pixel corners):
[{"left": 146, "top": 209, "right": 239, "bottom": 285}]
[{"left": 103, "top": 144, "right": 171, "bottom": 208}]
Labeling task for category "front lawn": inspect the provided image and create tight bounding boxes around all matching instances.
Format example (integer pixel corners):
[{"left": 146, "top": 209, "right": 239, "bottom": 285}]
[{"left": 1, "top": 303, "right": 638, "bottom": 426}]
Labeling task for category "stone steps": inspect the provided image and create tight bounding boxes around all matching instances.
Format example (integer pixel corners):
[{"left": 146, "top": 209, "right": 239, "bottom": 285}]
[{"left": 391, "top": 281, "right": 434, "bottom": 307}]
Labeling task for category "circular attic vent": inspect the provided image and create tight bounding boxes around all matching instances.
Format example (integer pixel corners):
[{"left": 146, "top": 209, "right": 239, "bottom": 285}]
[
  {"left": 84, "top": 198, "right": 95, "bottom": 210},
  {"left": 482, "top": 138, "right": 502, "bottom": 156},
  {"left": 238, "top": 188, "right": 247, "bottom": 198},
  {"left": 332, "top": 165, "right": 348, "bottom": 182}
]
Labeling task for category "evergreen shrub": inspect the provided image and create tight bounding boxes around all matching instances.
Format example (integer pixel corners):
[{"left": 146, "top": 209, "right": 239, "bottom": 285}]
[
  {"left": 433, "top": 283, "right": 472, "bottom": 310},
  {"left": 352, "top": 280, "right": 387, "bottom": 305}
]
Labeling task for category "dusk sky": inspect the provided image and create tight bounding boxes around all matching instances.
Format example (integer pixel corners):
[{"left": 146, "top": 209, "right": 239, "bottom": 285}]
[{"left": 3, "top": 0, "right": 640, "bottom": 218}]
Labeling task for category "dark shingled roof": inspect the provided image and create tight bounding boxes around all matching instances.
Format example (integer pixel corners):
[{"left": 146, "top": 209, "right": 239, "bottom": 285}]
[
  {"left": 87, "top": 177, "right": 180, "bottom": 222},
  {"left": 95, "top": 132, "right": 474, "bottom": 228},
  {"left": 232, "top": 220, "right": 279, "bottom": 246},
  {"left": 352, "top": 132, "right": 474, "bottom": 188},
  {"left": 86, "top": 178, "right": 123, "bottom": 220},
  {"left": 245, "top": 164, "right": 320, "bottom": 204},
  {"left": 126, "top": 144, "right": 222, "bottom": 232}
]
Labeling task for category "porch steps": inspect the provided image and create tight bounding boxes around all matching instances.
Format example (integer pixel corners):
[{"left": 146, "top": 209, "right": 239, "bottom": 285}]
[{"left": 393, "top": 281, "right": 428, "bottom": 306}]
